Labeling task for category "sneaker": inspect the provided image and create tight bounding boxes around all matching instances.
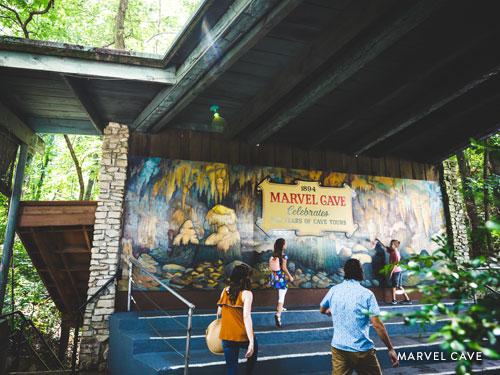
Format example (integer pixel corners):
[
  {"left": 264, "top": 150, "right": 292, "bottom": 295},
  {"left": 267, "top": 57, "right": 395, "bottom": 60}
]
[
  {"left": 282, "top": 307, "right": 287, "bottom": 312},
  {"left": 274, "top": 314, "right": 282, "bottom": 328},
  {"left": 391, "top": 300, "right": 398, "bottom": 305},
  {"left": 400, "top": 300, "right": 413, "bottom": 305}
]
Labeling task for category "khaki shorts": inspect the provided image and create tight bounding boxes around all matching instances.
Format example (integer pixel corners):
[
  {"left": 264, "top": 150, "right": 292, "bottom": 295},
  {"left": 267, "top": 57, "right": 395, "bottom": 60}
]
[{"left": 331, "top": 346, "right": 382, "bottom": 375}]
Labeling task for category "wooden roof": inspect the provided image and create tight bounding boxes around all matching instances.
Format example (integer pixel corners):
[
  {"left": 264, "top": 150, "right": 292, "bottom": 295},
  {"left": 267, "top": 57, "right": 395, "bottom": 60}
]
[
  {"left": 0, "top": 0, "right": 499, "bottom": 162},
  {"left": 16, "top": 201, "right": 96, "bottom": 320}
]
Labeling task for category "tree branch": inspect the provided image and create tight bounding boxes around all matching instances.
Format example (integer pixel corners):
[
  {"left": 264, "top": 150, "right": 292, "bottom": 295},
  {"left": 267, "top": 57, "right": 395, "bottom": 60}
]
[
  {"left": 0, "top": 3, "right": 25, "bottom": 36},
  {"left": 64, "top": 135, "right": 85, "bottom": 200},
  {"left": 22, "top": 0, "right": 55, "bottom": 37}
]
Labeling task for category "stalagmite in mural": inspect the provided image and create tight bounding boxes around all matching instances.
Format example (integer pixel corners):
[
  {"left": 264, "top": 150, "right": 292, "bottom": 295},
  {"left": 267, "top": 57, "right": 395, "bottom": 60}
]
[
  {"left": 173, "top": 220, "right": 200, "bottom": 246},
  {"left": 122, "top": 157, "right": 446, "bottom": 291},
  {"left": 205, "top": 205, "right": 241, "bottom": 251}
]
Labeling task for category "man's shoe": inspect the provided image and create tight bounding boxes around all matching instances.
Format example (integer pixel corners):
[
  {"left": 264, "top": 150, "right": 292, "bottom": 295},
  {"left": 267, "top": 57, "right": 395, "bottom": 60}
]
[
  {"left": 400, "top": 300, "right": 412, "bottom": 305},
  {"left": 391, "top": 300, "right": 398, "bottom": 305}
]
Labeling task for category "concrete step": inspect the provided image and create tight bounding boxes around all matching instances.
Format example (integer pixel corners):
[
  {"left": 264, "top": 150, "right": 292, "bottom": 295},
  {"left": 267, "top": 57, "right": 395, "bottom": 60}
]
[
  {"left": 301, "top": 359, "right": 500, "bottom": 375},
  {"left": 132, "top": 334, "right": 446, "bottom": 375},
  {"left": 125, "top": 318, "right": 451, "bottom": 354},
  {"left": 108, "top": 302, "right": 477, "bottom": 375},
  {"left": 113, "top": 302, "right": 458, "bottom": 332}
]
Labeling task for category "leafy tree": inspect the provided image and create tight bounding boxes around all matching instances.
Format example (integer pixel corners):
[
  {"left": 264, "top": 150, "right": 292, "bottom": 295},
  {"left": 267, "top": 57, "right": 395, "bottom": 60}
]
[
  {"left": 0, "top": 0, "right": 55, "bottom": 38},
  {"left": 399, "top": 236, "right": 499, "bottom": 375},
  {"left": 0, "top": 0, "right": 203, "bottom": 53}
]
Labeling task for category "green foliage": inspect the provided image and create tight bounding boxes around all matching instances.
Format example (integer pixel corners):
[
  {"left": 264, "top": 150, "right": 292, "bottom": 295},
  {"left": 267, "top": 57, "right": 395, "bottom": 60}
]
[
  {"left": 1, "top": 0, "right": 203, "bottom": 53},
  {"left": 463, "top": 135, "right": 500, "bottom": 249},
  {"left": 401, "top": 236, "right": 499, "bottom": 374},
  {"left": 24, "top": 134, "right": 102, "bottom": 200},
  {"left": 0, "top": 134, "right": 101, "bottom": 339}
]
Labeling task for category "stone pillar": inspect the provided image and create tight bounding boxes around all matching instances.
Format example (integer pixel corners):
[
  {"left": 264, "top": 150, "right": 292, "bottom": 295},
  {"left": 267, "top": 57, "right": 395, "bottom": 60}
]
[
  {"left": 79, "top": 123, "right": 129, "bottom": 370},
  {"left": 441, "top": 158, "right": 469, "bottom": 262}
]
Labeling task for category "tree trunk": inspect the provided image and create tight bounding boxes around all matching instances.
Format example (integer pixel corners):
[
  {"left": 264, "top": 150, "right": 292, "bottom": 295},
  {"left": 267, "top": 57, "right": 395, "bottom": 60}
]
[
  {"left": 64, "top": 135, "right": 85, "bottom": 200},
  {"left": 84, "top": 175, "right": 95, "bottom": 200},
  {"left": 456, "top": 150, "right": 483, "bottom": 258},
  {"left": 114, "top": 0, "right": 129, "bottom": 49},
  {"left": 483, "top": 142, "right": 493, "bottom": 255},
  {"left": 489, "top": 143, "right": 500, "bottom": 220},
  {"left": 34, "top": 135, "right": 54, "bottom": 200}
]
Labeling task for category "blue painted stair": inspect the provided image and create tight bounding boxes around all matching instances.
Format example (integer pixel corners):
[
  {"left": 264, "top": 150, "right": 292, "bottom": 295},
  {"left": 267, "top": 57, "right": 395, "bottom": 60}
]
[{"left": 109, "top": 303, "right": 498, "bottom": 374}]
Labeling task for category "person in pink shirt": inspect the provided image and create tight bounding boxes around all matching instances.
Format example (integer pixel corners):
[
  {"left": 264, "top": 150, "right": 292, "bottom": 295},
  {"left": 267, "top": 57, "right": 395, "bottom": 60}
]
[{"left": 376, "top": 239, "right": 412, "bottom": 305}]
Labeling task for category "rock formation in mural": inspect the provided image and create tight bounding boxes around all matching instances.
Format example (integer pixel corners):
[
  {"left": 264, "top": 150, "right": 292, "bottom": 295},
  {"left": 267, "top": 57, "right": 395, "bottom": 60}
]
[
  {"left": 173, "top": 220, "right": 200, "bottom": 246},
  {"left": 205, "top": 205, "right": 241, "bottom": 251},
  {"left": 122, "top": 157, "right": 446, "bottom": 291}
]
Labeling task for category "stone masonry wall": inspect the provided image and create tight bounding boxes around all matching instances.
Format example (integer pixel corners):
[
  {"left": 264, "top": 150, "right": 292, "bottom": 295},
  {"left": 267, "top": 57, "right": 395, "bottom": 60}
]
[
  {"left": 79, "top": 123, "right": 129, "bottom": 370},
  {"left": 442, "top": 158, "right": 470, "bottom": 262}
]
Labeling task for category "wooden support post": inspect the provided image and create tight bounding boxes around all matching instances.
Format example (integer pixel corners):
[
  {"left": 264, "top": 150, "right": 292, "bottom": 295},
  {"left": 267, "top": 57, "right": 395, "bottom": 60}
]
[
  {"left": 0, "top": 143, "right": 28, "bottom": 313},
  {"left": 58, "top": 317, "right": 72, "bottom": 362}
]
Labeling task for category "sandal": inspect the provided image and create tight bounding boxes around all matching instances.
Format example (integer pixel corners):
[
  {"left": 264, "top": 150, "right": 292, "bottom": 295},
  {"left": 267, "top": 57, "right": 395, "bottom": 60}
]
[{"left": 274, "top": 314, "right": 282, "bottom": 327}]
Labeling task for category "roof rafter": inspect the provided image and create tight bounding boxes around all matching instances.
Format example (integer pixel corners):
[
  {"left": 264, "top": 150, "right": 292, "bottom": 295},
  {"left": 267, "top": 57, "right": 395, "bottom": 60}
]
[
  {"left": 0, "top": 100, "right": 44, "bottom": 153},
  {"left": 62, "top": 75, "right": 106, "bottom": 134},
  {"left": 0, "top": 50, "right": 175, "bottom": 84},
  {"left": 225, "top": 0, "right": 394, "bottom": 140},
  {"left": 134, "top": 0, "right": 301, "bottom": 132},
  {"left": 311, "top": 29, "right": 496, "bottom": 149},
  {"left": 352, "top": 63, "right": 500, "bottom": 156},
  {"left": 245, "top": 0, "right": 446, "bottom": 145},
  {"left": 389, "top": 90, "right": 500, "bottom": 162}
]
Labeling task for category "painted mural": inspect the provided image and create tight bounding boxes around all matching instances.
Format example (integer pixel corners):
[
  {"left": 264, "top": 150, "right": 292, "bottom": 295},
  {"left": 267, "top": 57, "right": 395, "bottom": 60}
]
[{"left": 121, "top": 157, "right": 446, "bottom": 291}]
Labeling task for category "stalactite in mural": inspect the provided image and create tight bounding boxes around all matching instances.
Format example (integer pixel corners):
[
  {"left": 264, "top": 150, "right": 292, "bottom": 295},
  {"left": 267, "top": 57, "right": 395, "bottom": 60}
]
[{"left": 122, "top": 157, "right": 446, "bottom": 291}]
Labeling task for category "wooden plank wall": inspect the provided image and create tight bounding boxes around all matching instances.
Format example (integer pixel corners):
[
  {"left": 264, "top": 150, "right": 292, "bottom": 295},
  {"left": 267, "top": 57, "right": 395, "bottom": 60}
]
[{"left": 129, "top": 129, "right": 439, "bottom": 181}]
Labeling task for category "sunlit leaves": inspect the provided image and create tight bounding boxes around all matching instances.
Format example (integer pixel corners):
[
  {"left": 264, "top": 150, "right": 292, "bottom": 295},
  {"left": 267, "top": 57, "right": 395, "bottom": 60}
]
[
  {"left": 0, "top": 0, "right": 203, "bottom": 53},
  {"left": 400, "top": 235, "right": 499, "bottom": 374}
]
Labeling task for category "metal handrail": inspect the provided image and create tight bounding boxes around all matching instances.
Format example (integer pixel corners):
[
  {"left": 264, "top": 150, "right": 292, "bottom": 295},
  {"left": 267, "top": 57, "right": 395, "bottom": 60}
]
[
  {"left": 484, "top": 284, "right": 500, "bottom": 296},
  {"left": 70, "top": 269, "right": 121, "bottom": 374},
  {"left": 467, "top": 266, "right": 500, "bottom": 303},
  {"left": 0, "top": 310, "right": 65, "bottom": 371},
  {"left": 128, "top": 257, "right": 195, "bottom": 375}
]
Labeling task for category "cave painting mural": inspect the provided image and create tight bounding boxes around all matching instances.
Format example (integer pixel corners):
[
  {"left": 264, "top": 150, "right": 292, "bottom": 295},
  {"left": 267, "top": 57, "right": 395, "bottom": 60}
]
[{"left": 122, "top": 157, "right": 446, "bottom": 291}]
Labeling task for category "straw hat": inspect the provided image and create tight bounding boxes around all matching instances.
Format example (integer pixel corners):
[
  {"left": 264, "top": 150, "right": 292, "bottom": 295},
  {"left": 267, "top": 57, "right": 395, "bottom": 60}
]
[{"left": 205, "top": 319, "right": 224, "bottom": 355}]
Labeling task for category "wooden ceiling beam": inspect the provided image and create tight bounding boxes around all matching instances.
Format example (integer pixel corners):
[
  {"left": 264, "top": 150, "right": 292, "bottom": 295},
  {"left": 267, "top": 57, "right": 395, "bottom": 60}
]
[
  {"left": 30, "top": 228, "right": 73, "bottom": 313},
  {"left": 0, "top": 100, "right": 44, "bottom": 153},
  {"left": 61, "top": 76, "right": 105, "bottom": 134},
  {"left": 134, "top": 0, "right": 301, "bottom": 132},
  {"left": 39, "top": 266, "right": 90, "bottom": 273},
  {"left": 225, "top": 0, "right": 394, "bottom": 140},
  {"left": 57, "top": 247, "right": 90, "bottom": 254},
  {"left": 245, "top": 0, "right": 446, "bottom": 145},
  {"left": 82, "top": 226, "right": 93, "bottom": 250},
  {"left": 59, "top": 252, "right": 83, "bottom": 305},
  {"left": 352, "top": 63, "right": 500, "bottom": 156},
  {"left": 389, "top": 90, "right": 500, "bottom": 163},
  {"left": 310, "top": 29, "right": 496, "bottom": 149},
  {"left": 0, "top": 50, "right": 175, "bottom": 83}
]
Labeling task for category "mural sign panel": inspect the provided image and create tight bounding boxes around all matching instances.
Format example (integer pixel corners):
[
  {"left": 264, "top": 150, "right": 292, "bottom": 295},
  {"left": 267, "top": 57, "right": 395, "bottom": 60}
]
[
  {"left": 121, "top": 157, "right": 446, "bottom": 291},
  {"left": 258, "top": 178, "right": 357, "bottom": 236}
]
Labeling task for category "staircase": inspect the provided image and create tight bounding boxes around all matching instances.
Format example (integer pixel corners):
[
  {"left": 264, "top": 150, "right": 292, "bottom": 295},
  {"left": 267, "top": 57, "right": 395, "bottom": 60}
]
[{"left": 109, "top": 303, "right": 499, "bottom": 374}]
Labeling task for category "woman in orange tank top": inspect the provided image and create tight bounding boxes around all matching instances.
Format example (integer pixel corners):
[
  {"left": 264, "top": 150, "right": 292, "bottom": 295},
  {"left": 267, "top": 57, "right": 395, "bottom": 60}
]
[{"left": 217, "top": 264, "right": 257, "bottom": 375}]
